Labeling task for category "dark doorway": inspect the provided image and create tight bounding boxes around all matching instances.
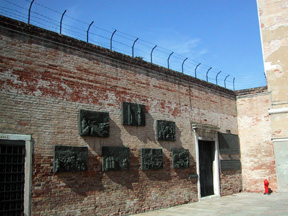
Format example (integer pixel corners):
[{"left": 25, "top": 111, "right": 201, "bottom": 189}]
[
  {"left": 198, "top": 140, "right": 215, "bottom": 197},
  {"left": 0, "top": 140, "right": 25, "bottom": 215}
]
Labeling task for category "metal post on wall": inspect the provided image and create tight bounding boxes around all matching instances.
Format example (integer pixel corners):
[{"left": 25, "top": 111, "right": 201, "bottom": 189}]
[
  {"left": 110, "top": 30, "right": 117, "bottom": 51},
  {"left": 28, "top": 0, "right": 35, "bottom": 24},
  {"left": 150, "top": 45, "right": 157, "bottom": 63},
  {"left": 216, "top": 71, "right": 221, "bottom": 85},
  {"left": 167, "top": 52, "right": 174, "bottom": 69},
  {"left": 194, "top": 63, "right": 201, "bottom": 78},
  {"left": 132, "top": 38, "right": 139, "bottom": 57},
  {"left": 87, "top": 21, "right": 94, "bottom": 43},
  {"left": 224, "top": 75, "right": 230, "bottom": 88},
  {"left": 60, "top": 10, "right": 67, "bottom": 34},
  {"left": 182, "top": 58, "right": 188, "bottom": 73},
  {"left": 233, "top": 78, "right": 236, "bottom": 91},
  {"left": 206, "top": 67, "right": 212, "bottom": 82}
]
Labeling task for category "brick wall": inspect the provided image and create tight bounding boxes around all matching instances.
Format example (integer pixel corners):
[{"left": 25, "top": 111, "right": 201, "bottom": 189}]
[
  {"left": 257, "top": 0, "right": 288, "bottom": 192},
  {"left": 1, "top": 16, "right": 239, "bottom": 215},
  {"left": 236, "top": 89, "right": 277, "bottom": 192},
  {"left": 220, "top": 170, "right": 242, "bottom": 195}
]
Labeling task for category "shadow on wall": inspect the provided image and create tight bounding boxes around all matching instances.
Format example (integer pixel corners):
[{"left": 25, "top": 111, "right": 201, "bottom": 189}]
[
  {"left": 103, "top": 149, "right": 140, "bottom": 190},
  {"left": 158, "top": 123, "right": 183, "bottom": 151},
  {"left": 82, "top": 118, "right": 123, "bottom": 155},
  {"left": 124, "top": 111, "right": 156, "bottom": 144},
  {"left": 174, "top": 152, "right": 197, "bottom": 180},
  {"left": 81, "top": 117, "right": 141, "bottom": 190},
  {"left": 142, "top": 152, "right": 172, "bottom": 181},
  {"left": 54, "top": 152, "right": 104, "bottom": 197},
  {"left": 72, "top": 113, "right": 196, "bottom": 192}
]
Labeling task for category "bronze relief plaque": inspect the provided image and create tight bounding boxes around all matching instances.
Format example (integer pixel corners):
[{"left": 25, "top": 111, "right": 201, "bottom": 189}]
[
  {"left": 53, "top": 146, "right": 88, "bottom": 173},
  {"left": 171, "top": 148, "right": 189, "bottom": 169},
  {"left": 79, "top": 109, "right": 109, "bottom": 137},
  {"left": 122, "top": 102, "right": 145, "bottom": 126},
  {"left": 102, "top": 146, "right": 130, "bottom": 171},
  {"left": 157, "top": 120, "right": 176, "bottom": 141},
  {"left": 141, "top": 148, "right": 163, "bottom": 170}
]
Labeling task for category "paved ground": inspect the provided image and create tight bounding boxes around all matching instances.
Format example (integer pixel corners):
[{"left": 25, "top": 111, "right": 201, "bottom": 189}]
[{"left": 130, "top": 192, "right": 288, "bottom": 216}]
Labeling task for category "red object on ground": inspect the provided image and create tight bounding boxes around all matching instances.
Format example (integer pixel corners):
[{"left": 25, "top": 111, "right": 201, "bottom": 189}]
[{"left": 264, "top": 179, "right": 269, "bottom": 194}]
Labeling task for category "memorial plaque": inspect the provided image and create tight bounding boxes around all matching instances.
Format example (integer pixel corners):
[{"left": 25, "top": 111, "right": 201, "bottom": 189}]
[
  {"left": 122, "top": 102, "right": 145, "bottom": 126},
  {"left": 53, "top": 146, "right": 88, "bottom": 173},
  {"left": 79, "top": 110, "right": 109, "bottom": 137},
  {"left": 218, "top": 133, "right": 240, "bottom": 154},
  {"left": 102, "top": 146, "right": 130, "bottom": 171},
  {"left": 141, "top": 148, "right": 163, "bottom": 170},
  {"left": 220, "top": 160, "right": 241, "bottom": 171},
  {"left": 157, "top": 120, "right": 176, "bottom": 141},
  {"left": 171, "top": 148, "right": 189, "bottom": 169}
]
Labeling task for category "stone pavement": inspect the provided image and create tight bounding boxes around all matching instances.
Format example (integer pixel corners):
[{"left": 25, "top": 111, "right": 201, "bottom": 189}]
[{"left": 130, "top": 192, "right": 288, "bottom": 216}]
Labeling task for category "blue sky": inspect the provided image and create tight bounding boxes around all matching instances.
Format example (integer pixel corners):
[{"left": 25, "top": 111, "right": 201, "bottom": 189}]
[{"left": 0, "top": 0, "right": 266, "bottom": 90}]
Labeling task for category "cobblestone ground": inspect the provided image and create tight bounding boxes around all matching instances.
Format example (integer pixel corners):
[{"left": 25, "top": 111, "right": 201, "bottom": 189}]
[{"left": 130, "top": 192, "right": 288, "bottom": 216}]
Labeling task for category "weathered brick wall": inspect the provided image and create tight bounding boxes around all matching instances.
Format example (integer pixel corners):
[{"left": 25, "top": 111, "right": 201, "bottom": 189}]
[
  {"left": 257, "top": 0, "right": 288, "bottom": 192},
  {"left": 1, "top": 16, "right": 239, "bottom": 215},
  {"left": 220, "top": 170, "right": 242, "bottom": 195},
  {"left": 236, "top": 89, "right": 277, "bottom": 192}
]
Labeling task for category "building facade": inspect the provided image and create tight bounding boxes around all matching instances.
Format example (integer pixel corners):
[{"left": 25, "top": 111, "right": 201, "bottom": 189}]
[
  {"left": 256, "top": 0, "right": 288, "bottom": 192},
  {"left": 1, "top": 1, "right": 287, "bottom": 214},
  {"left": 0, "top": 16, "right": 242, "bottom": 215},
  {"left": 236, "top": 87, "right": 277, "bottom": 192}
]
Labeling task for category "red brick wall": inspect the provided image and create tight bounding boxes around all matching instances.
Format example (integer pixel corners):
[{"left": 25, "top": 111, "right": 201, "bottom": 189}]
[
  {"left": 236, "top": 89, "right": 277, "bottom": 192},
  {"left": 220, "top": 171, "right": 242, "bottom": 195},
  {"left": 1, "top": 16, "right": 239, "bottom": 215}
]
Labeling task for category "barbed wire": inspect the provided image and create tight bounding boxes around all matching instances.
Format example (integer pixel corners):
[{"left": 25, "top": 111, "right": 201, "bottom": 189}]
[{"left": 0, "top": 0, "right": 267, "bottom": 90}]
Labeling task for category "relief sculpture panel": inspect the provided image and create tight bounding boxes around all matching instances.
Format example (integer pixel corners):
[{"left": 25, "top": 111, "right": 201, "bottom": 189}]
[
  {"left": 53, "top": 146, "right": 88, "bottom": 173},
  {"left": 102, "top": 146, "right": 130, "bottom": 171},
  {"left": 171, "top": 148, "right": 190, "bottom": 169},
  {"left": 79, "top": 109, "right": 109, "bottom": 137},
  {"left": 141, "top": 148, "right": 163, "bottom": 170},
  {"left": 122, "top": 102, "right": 145, "bottom": 126},
  {"left": 157, "top": 120, "right": 176, "bottom": 141}
]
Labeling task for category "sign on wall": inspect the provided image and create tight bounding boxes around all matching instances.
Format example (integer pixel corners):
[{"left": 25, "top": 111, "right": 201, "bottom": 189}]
[
  {"left": 220, "top": 160, "right": 241, "bottom": 171},
  {"left": 218, "top": 133, "right": 240, "bottom": 154}
]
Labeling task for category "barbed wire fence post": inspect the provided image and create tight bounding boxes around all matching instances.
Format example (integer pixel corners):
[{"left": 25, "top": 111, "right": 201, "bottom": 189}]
[
  {"left": 150, "top": 45, "right": 157, "bottom": 63},
  {"left": 194, "top": 63, "right": 201, "bottom": 78},
  {"left": 86, "top": 21, "right": 94, "bottom": 43},
  {"left": 110, "top": 30, "right": 117, "bottom": 51},
  {"left": 0, "top": 0, "right": 253, "bottom": 90},
  {"left": 167, "top": 52, "right": 174, "bottom": 69},
  {"left": 27, "top": 0, "right": 34, "bottom": 24},
  {"left": 60, "top": 10, "right": 66, "bottom": 34},
  {"left": 182, "top": 58, "right": 188, "bottom": 73},
  {"left": 132, "top": 38, "right": 139, "bottom": 57},
  {"left": 206, "top": 67, "right": 212, "bottom": 82},
  {"left": 216, "top": 71, "right": 221, "bottom": 85},
  {"left": 224, "top": 75, "right": 230, "bottom": 88}
]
